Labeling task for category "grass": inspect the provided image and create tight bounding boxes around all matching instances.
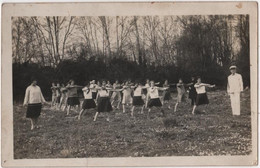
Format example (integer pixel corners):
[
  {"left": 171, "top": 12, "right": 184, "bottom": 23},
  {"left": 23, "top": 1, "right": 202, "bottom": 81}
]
[{"left": 13, "top": 89, "right": 251, "bottom": 159}]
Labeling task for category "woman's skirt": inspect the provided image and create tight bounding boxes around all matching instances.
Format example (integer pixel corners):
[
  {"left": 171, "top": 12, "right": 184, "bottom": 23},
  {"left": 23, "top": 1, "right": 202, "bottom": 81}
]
[
  {"left": 132, "top": 96, "right": 144, "bottom": 106},
  {"left": 60, "top": 95, "right": 67, "bottom": 104},
  {"left": 189, "top": 89, "right": 197, "bottom": 99},
  {"left": 67, "top": 97, "right": 80, "bottom": 106},
  {"left": 163, "top": 90, "right": 172, "bottom": 101},
  {"left": 122, "top": 95, "right": 132, "bottom": 105},
  {"left": 147, "top": 98, "right": 162, "bottom": 108},
  {"left": 82, "top": 99, "right": 96, "bottom": 110},
  {"left": 92, "top": 92, "right": 97, "bottom": 99},
  {"left": 26, "top": 103, "right": 42, "bottom": 119},
  {"left": 196, "top": 93, "right": 209, "bottom": 106},
  {"left": 56, "top": 95, "right": 61, "bottom": 104},
  {"left": 111, "top": 91, "right": 121, "bottom": 102},
  {"left": 177, "top": 93, "right": 185, "bottom": 103},
  {"left": 97, "top": 97, "right": 113, "bottom": 112}
]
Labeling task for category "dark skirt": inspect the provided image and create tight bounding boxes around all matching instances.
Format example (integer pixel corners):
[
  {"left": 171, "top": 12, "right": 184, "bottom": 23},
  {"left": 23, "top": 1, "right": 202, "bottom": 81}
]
[
  {"left": 132, "top": 96, "right": 144, "bottom": 106},
  {"left": 97, "top": 97, "right": 113, "bottom": 112},
  {"left": 82, "top": 99, "right": 96, "bottom": 110},
  {"left": 143, "top": 89, "right": 148, "bottom": 95},
  {"left": 26, "top": 103, "right": 42, "bottom": 119},
  {"left": 92, "top": 92, "right": 97, "bottom": 99},
  {"left": 196, "top": 93, "right": 209, "bottom": 106},
  {"left": 67, "top": 97, "right": 80, "bottom": 106},
  {"left": 148, "top": 98, "right": 162, "bottom": 108},
  {"left": 163, "top": 91, "right": 172, "bottom": 101},
  {"left": 189, "top": 89, "right": 197, "bottom": 99},
  {"left": 56, "top": 96, "right": 61, "bottom": 103}
]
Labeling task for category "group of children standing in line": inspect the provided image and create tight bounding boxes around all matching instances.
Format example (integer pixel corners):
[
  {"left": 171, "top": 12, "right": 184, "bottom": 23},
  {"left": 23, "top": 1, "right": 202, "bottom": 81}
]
[{"left": 49, "top": 77, "right": 215, "bottom": 121}]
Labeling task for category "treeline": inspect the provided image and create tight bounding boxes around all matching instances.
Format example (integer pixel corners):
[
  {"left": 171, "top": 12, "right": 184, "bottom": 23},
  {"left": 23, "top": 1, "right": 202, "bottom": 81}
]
[
  {"left": 12, "top": 15, "right": 250, "bottom": 102},
  {"left": 14, "top": 57, "right": 231, "bottom": 102}
]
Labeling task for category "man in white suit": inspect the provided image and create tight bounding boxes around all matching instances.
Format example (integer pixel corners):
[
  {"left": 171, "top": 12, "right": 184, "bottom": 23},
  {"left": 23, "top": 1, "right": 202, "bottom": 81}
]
[{"left": 227, "top": 65, "right": 244, "bottom": 116}]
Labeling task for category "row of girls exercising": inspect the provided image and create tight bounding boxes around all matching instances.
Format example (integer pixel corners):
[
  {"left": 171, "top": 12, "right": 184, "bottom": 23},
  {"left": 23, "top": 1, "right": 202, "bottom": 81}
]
[
  {"left": 23, "top": 77, "right": 215, "bottom": 129},
  {"left": 49, "top": 77, "right": 215, "bottom": 121}
]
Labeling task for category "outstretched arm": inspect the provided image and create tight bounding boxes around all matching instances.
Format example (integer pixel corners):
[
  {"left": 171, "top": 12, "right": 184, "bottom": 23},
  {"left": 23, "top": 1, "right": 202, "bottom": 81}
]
[{"left": 157, "top": 87, "right": 169, "bottom": 91}]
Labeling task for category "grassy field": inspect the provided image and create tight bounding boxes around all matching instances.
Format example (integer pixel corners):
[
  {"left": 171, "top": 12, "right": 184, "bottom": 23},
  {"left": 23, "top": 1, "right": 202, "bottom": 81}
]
[{"left": 13, "top": 90, "right": 251, "bottom": 159}]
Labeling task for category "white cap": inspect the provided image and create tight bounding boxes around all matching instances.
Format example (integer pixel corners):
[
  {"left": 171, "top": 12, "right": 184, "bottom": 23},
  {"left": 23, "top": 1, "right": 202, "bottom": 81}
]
[{"left": 229, "top": 65, "right": 237, "bottom": 70}]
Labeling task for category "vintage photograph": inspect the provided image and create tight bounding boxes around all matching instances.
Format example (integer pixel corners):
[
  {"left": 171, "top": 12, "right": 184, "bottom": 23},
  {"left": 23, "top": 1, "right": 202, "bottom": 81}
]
[
  {"left": 2, "top": 2, "right": 257, "bottom": 167},
  {"left": 12, "top": 14, "right": 251, "bottom": 158}
]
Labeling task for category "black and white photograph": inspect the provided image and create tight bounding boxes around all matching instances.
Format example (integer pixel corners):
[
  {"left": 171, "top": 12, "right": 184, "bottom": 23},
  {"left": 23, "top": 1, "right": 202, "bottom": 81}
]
[{"left": 2, "top": 2, "right": 258, "bottom": 167}]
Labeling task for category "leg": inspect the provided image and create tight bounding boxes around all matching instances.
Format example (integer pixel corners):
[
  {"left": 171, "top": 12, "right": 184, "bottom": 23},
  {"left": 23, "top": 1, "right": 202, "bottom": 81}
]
[
  {"left": 141, "top": 105, "right": 145, "bottom": 114},
  {"left": 59, "top": 98, "right": 63, "bottom": 109},
  {"left": 160, "top": 107, "right": 165, "bottom": 116},
  {"left": 117, "top": 94, "right": 122, "bottom": 109},
  {"left": 165, "top": 101, "right": 171, "bottom": 109},
  {"left": 30, "top": 119, "right": 34, "bottom": 130},
  {"left": 67, "top": 105, "right": 71, "bottom": 115},
  {"left": 161, "top": 98, "right": 164, "bottom": 105},
  {"left": 51, "top": 96, "right": 54, "bottom": 108},
  {"left": 34, "top": 118, "right": 39, "bottom": 128},
  {"left": 174, "top": 102, "right": 178, "bottom": 112},
  {"left": 192, "top": 105, "right": 197, "bottom": 115},
  {"left": 77, "top": 105, "right": 80, "bottom": 113},
  {"left": 111, "top": 99, "right": 115, "bottom": 107},
  {"left": 123, "top": 104, "right": 126, "bottom": 113},
  {"left": 236, "top": 93, "right": 241, "bottom": 115},
  {"left": 131, "top": 106, "right": 135, "bottom": 117},
  {"left": 106, "top": 113, "right": 110, "bottom": 122},
  {"left": 147, "top": 108, "right": 151, "bottom": 119},
  {"left": 62, "top": 99, "right": 68, "bottom": 111},
  {"left": 78, "top": 109, "right": 85, "bottom": 120},
  {"left": 231, "top": 93, "right": 240, "bottom": 116},
  {"left": 93, "top": 112, "right": 99, "bottom": 121},
  {"left": 230, "top": 94, "right": 235, "bottom": 115}
]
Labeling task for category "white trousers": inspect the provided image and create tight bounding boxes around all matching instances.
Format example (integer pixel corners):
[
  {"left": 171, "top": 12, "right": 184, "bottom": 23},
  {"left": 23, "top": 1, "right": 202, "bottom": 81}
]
[{"left": 230, "top": 92, "right": 241, "bottom": 115}]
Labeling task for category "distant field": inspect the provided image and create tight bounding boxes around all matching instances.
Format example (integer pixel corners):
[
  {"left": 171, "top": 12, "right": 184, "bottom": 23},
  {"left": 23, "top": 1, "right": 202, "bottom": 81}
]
[{"left": 13, "top": 90, "right": 251, "bottom": 159}]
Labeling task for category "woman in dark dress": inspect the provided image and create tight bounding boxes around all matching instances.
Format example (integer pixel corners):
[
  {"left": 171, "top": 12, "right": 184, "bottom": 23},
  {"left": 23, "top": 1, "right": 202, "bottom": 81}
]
[
  {"left": 188, "top": 77, "right": 197, "bottom": 106},
  {"left": 162, "top": 80, "right": 172, "bottom": 109},
  {"left": 93, "top": 82, "right": 113, "bottom": 122},
  {"left": 66, "top": 80, "right": 83, "bottom": 115}
]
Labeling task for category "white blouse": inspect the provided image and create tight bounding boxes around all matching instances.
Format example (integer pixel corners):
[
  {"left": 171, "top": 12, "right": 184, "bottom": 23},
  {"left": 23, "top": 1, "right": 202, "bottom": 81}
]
[
  {"left": 145, "top": 83, "right": 150, "bottom": 88},
  {"left": 148, "top": 87, "right": 159, "bottom": 99},
  {"left": 98, "top": 90, "right": 110, "bottom": 97},
  {"left": 23, "top": 85, "right": 46, "bottom": 105},
  {"left": 134, "top": 87, "right": 143, "bottom": 96},
  {"left": 194, "top": 83, "right": 206, "bottom": 94},
  {"left": 90, "top": 84, "right": 97, "bottom": 92},
  {"left": 82, "top": 87, "right": 93, "bottom": 99}
]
